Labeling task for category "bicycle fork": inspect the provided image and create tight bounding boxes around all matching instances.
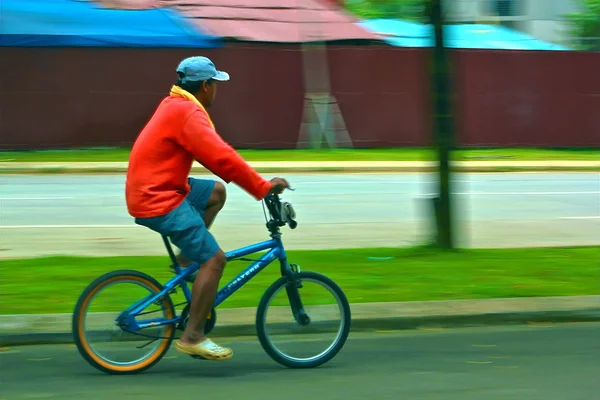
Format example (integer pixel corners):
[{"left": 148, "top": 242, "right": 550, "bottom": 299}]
[{"left": 283, "top": 263, "right": 311, "bottom": 326}]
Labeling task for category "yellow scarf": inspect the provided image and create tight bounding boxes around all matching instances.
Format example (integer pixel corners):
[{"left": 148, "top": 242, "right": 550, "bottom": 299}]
[{"left": 169, "top": 85, "right": 215, "bottom": 129}]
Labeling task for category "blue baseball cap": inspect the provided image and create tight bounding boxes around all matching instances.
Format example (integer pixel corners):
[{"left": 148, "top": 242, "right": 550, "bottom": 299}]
[{"left": 176, "top": 56, "right": 230, "bottom": 84}]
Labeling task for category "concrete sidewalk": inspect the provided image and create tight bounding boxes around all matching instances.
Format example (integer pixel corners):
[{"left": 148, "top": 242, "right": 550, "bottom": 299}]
[
  {"left": 2, "top": 295, "right": 599, "bottom": 346},
  {"left": 1, "top": 160, "right": 600, "bottom": 174}
]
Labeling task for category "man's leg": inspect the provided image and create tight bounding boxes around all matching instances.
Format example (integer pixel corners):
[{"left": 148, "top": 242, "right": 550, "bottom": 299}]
[
  {"left": 134, "top": 197, "right": 231, "bottom": 359},
  {"left": 178, "top": 250, "right": 229, "bottom": 353},
  {"left": 168, "top": 202, "right": 233, "bottom": 360},
  {"left": 203, "top": 181, "right": 227, "bottom": 228},
  {"left": 177, "top": 180, "right": 226, "bottom": 268}
]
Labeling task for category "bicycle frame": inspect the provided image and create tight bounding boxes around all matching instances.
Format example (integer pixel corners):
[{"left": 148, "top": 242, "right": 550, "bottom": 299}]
[{"left": 117, "top": 236, "right": 293, "bottom": 332}]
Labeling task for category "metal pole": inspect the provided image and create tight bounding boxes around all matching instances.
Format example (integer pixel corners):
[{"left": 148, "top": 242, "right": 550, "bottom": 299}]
[{"left": 430, "top": 0, "right": 455, "bottom": 249}]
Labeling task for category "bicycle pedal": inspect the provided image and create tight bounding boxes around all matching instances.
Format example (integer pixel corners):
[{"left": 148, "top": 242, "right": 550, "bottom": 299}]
[{"left": 190, "top": 355, "right": 208, "bottom": 361}]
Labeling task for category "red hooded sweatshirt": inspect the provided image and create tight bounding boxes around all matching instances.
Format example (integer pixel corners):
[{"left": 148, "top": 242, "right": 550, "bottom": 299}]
[{"left": 125, "top": 96, "right": 271, "bottom": 218}]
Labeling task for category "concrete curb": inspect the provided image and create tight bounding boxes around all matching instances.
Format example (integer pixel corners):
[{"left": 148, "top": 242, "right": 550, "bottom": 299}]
[
  {"left": 2, "top": 296, "right": 599, "bottom": 346},
  {"left": 2, "top": 310, "right": 599, "bottom": 347},
  {"left": 1, "top": 161, "right": 600, "bottom": 174}
]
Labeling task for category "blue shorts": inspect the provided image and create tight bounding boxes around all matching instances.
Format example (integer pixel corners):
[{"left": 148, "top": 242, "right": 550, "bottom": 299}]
[{"left": 135, "top": 178, "right": 220, "bottom": 265}]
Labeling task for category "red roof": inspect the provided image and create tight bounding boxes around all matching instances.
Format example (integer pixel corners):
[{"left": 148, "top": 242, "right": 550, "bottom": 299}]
[{"left": 95, "top": 0, "right": 383, "bottom": 43}]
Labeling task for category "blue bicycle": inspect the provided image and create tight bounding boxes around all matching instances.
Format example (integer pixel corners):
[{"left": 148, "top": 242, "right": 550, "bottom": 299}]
[{"left": 72, "top": 192, "right": 351, "bottom": 374}]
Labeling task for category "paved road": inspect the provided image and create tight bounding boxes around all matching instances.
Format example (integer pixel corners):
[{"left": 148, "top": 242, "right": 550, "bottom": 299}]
[
  {"left": 1, "top": 172, "right": 599, "bottom": 258},
  {"left": 0, "top": 323, "right": 598, "bottom": 399}
]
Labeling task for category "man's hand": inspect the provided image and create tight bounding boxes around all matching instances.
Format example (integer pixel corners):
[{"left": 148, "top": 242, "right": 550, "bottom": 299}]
[{"left": 269, "top": 177, "right": 290, "bottom": 194}]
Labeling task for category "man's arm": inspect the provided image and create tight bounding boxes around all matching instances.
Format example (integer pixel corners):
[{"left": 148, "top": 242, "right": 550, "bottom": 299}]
[{"left": 177, "top": 110, "right": 272, "bottom": 200}]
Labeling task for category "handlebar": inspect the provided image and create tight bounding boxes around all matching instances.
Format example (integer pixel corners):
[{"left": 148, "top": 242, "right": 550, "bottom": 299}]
[{"left": 263, "top": 189, "right": 298, "bottom": 230}]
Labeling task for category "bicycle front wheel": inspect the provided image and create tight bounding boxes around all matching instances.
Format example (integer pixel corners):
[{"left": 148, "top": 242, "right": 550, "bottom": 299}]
[
  {"left": 256, "top": 271, "right": 351, "bottom": 368},
  {"left": 72, "top": 270, "right": 176, "bottom": 375}
]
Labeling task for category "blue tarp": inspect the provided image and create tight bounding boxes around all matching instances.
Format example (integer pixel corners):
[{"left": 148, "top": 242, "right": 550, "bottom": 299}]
[
  {"left": 0, "top": 0, "right": 223, "bottom": 48},
  {"left": 359, "top": 19, "right": 570, "bottom": 51}
]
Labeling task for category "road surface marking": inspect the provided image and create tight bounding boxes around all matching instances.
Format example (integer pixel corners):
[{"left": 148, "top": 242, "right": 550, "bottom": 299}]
[
  {"left": 0, "top": 197, "right": 74, "bottom": 200},
  {"left": 0, "top": 225, "right": 137, "bottom": 229},
  {"left": 27, "top": 357, "right": 52, "bottom": 361},
  {"left": 423, "top": 191, "right": 600, "bottom": 196},
  {"left": 560, "top": 216, "right": 600, "bottom": 220},
  {"left": 3, "top": 189, "right": 600, "bottom": 201},
  {"left": 467, "top": 361, "right": 492, "bottom": 364},
  {"left": 472, "top": 344, "right": 497, "bottom": 348}
]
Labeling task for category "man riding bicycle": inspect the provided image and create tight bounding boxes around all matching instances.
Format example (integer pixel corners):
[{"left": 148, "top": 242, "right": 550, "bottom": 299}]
[{"left": 125, "top": 56, "right": 290, "bottom": 361}]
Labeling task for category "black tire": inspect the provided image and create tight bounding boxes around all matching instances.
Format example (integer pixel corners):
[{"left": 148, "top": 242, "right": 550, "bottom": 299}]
[
  {"left": 72, "top": 270, "right": 176, "bottom": 375},
  {"left": 256, "top": 271, "right": 351, "bottom": 368}
]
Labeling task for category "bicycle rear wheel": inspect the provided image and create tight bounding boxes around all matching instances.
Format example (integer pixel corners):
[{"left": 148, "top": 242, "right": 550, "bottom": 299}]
[
  {"left": 256, "top": 271, "right": 351, "bottom": 368},
  {"left": 72, "top": 270, "right": 176, "bottom": 375}
]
